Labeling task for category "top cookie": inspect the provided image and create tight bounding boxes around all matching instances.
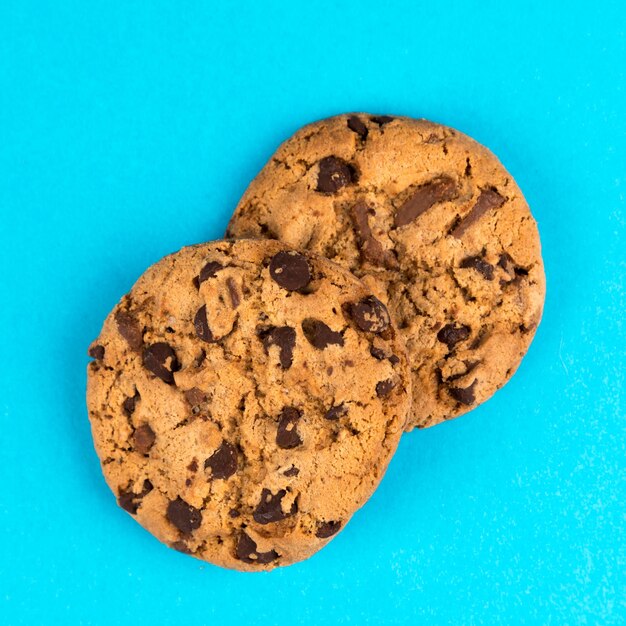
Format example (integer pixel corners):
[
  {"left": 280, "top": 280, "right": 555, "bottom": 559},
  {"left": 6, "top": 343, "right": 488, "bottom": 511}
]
[
  {"left": 87, "top": 240, "right": 410, "bottom": 570},
  {"left": 227, "top": 114, "right": 546, "bottom": 429}
]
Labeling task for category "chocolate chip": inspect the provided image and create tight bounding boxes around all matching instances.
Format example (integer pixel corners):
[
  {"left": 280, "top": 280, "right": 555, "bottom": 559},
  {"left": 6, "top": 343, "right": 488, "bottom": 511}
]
[
  {"left": 394, "top": 176, "right": 458, "bottom": 227},
  {"left": 469, "top": 328, "right": 489, "bottom": 350},
  {"left": 449, "top": 379, "right": 477, "bottom": 405},
  {"left": 316, "top": 156, "right": 358, "bottom": 193},
  {"left": 142, "top": 342, "right": 180, "bottom": 384},
  {"left": 325, "top": 403, "right": 347, "bottom": 421},
  {"left": 204, "top": 441, "right": 238, "bottom": 480},
  {"left": 350, "top": 201, "right": 398, "bottom": 268},
  {"left": 370, "top": 346, "right": 387, "bottom": 360},
  {"left": 425, "top": 133, "right": 443, "bottom": 143},
  {"left": 133, "top": 424, "right": 155, "bottom": 454},
  {"left": 122, "top": 391, "right": 140, "bottom": 416},
  {"left": 258, "top": 326, "right": 296, "bottom": 369},
  {"left": 229, "top": 508, "right": 240, "bottom": 518},
  {"left": 118, "top": 490, "right": 140, "bottom": 514},
  {"left": 301, "top": 319, "right": 344, "bottom": 349},
  {"left": 171, "top": 541, "right": 191, "bottom": 554},
  {"left": 88, "top": 344, "right": 105, "bottom": 360},
  {"left": 193, "top": 305, "right": 218, "bottom": 343},
  {"left": 376, "top": 379, "right": 395, "bottom": 398},
  {"left": 117, "top": 480, "right": 152, "bottom": 515},
  {"left": 437, "top": 323, "right": 471, "bottom": 348},
  {"left": 166, "top": 497, "right": 202, "bottom": 534},
  {"left": 315, "top": 520, "right": 342, "bottom": 538},
  {"left": 187, "top": 459, "right": 198, "bottom": 473},
  {"left": 184, "top": 387, "right": 208, "bottom": 410},
  {"left": 276, "top": 406, "right": 302, "bottom": 449},
  {"left": 269, "top": 250, "right": 312, "bottom": 291},
  {"left": 226, "top": 277, "right": 240, "bottom": 308},
  {"left": 370, "top": 115, "right": 394, "bottom": 125},
  {"left": 196, "top": 261, "right": 223, "bottom": 288},
  {"left": 498, "top": 252, "right": 515, "bottom": 274},
  {"left": 253, "top": 488, "right": 297, "bottom": 524},
  {"left": 465, "top": 158, "right": 472, "bottom": 177},
  {"left": 284, "top": 465, "right": 300, "bottom": 477},
  {"left": 348, "top": 296, "right": 390, "bottom": 333},
  {"left": 451, "top": 188, "right": 506, "bottom": 238},
  {"left": 460, "top": 256, "right": 494, "bottom": 280},
  {"left": 388, "top": 354, "right": 400, "bottom": 365},
  {"left": 235, "top": 532, "right": 279, "bottom": 565},
  {"left": 115, "top": 310, "right": 143, "bottom": 351},
  {"left": 347, "top": 115, "right": 368, "bottom": 139}
]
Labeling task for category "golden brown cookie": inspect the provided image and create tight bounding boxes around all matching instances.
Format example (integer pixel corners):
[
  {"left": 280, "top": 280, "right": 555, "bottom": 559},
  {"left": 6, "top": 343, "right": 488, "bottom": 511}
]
[
  {"left": 227, "top": 114, "right": 546, "bottom": 429},
  {"left": 86, "top": 240, "right": 410, "bottom": 570}
]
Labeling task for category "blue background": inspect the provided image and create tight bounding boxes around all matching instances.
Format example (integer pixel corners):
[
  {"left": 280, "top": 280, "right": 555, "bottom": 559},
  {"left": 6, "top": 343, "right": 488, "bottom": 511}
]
[{"left": 1, "top": 1, "right": 624, "bottom": 624}]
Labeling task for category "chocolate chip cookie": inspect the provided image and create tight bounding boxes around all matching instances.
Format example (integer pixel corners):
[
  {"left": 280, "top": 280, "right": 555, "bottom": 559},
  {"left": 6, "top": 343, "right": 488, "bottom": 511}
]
[
  {"left": 87, "top": 240, "right": 410, "bottom": 570},
  {"left": 226, "top": 114, "right": 546, "bottom": 429}
]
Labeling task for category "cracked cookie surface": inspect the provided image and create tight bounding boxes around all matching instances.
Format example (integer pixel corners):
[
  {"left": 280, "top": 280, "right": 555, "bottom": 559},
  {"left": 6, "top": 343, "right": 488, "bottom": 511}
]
[
  {"left": 86, "top": 240, "right": 410, "bottom": 570},
  {"left": 226, "top": 114, "right": 546, "bottom": 428}
]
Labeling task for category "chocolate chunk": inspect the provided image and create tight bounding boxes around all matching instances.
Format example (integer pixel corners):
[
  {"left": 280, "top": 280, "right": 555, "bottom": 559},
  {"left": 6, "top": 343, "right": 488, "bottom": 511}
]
[
  {"left": 283, "top": 465, "right": 300, "bottom": 477},
  {"left": 115, "top": 310, "right": 143, "bottom": 351},
  {"left": 347, "top": 296, "right": 390, "bottom": 333},
  {"left": 269, "top": 250, "right": 312, "bottom": 291},
  {"left": 315, "top": 520, "right": 342, "bottom": 538},
  {"left": 425, "top": 133, "right": 443, "bottom": 143},
  {"left": 235, "top": 532, "right": 279, "bottom": 565},
  {"left": 301, "top": 319, "right": 344, "bottom": 349},
  {"left": 370, "top": 115, "right": 394, "bottom": 125},
  {"left": 133, "top": 424, "right": 155, "bottom": 454},
  {"left": 498, "top": 252, "right": 515, "bottom": 274},
  {"left": 171, "top": 541, "right": 191, "bottom": 554},
  {"left": 118, "top": 490, "right": 140, "bottom": 515},
  {"left": 204, "top": 441, "right": 238, "bottom": 480},
  {"left": 325, "top": 403, "right": 347, "bottom": 421},
  {"left": 258, "top": 326, "right": 296, "bottom": 369},
  {"left": 122, "top": 391, "right": 140, "bottom": 416},
  {"left": 460, "top": 256, "right": 494, "bottom": 280},
  {"left": 350, "top": 201, "right": 398, "bottom": 268},
  {"left": 117, "top": 480, "right": 152, "bottom": 515},
  {"left": 184, "top": 387, "right": 208, "bottom": 410},
  {"left": 197, "top": 261, "right": 223, "bottom": 287},
  {"left": 316, "top": 156, "right": 358, "bottom": 193},
  {"left": 253, "top": 488, "right": 297, "bottom": 524},
  {"left": 451, "top": 188, "right": 506, "bottom": 238},
  {"left": 88, "top": 344, "right": 105, "bottom": 360},
  {"left": 469, "top": 328, "right": 489, "bottom": 350},
  {"left": 166, "top": 497, "right": 202, "bottom": 534},
  {"left": 370, "top": 346, "right": 387, "bottom": 360},
  {"left": 437, "top": 323, "right": 471, "bottom": 348},
  {"left": 276, "top": 407, "right": 302, "bottom": 449},
  {"left": 395, "top": 176, "right": 458, "bottom": 227},
  {"left": 347, "top": 115, "right": 368, "bottom": 139},
  {"left": 226, "top": 277, "right": 240, "bottom": 308},
  {"left": 376, "top": 379, "right": 395, "bottom": 398},
  {"left": 194, "top": 305, "right": 218, "bottom": 343},
  {"left": 142, "top": 342, "right": 180, "bottom": 384},
  {"left": 444, "top": 360, "right": 479, "bottom": 382},
  {"left": 449, "top": 379, "right": 477, "bottom": 405}
]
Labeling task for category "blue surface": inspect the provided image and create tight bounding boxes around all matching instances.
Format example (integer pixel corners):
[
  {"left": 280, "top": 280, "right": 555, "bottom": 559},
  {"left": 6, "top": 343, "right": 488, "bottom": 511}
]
[{"left": 1, "top": 1, "right": 625, "bottom": 624}]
